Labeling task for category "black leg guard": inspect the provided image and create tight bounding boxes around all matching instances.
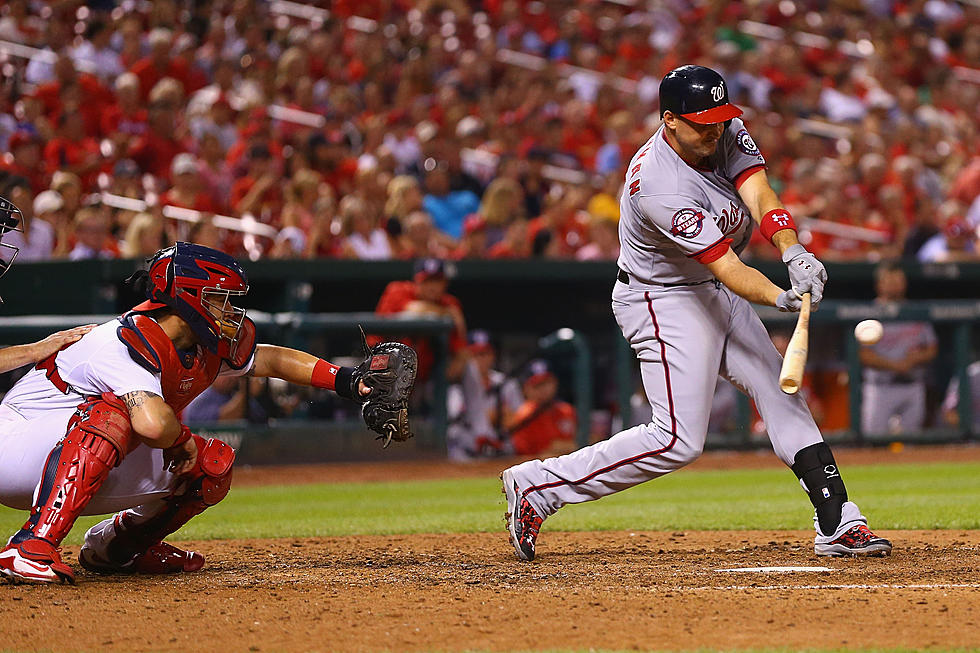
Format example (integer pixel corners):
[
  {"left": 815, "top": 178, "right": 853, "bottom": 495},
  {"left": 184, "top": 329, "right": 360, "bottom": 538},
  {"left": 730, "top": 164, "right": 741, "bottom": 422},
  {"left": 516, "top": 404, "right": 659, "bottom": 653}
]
[{"left": 791, "top": 443, "right": 848, "bottom": 536}]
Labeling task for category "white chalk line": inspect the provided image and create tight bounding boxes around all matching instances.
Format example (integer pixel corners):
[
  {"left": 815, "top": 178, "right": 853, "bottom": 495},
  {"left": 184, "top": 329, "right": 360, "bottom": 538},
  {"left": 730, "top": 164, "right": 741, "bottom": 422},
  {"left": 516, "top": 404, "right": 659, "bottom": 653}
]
[
  {"left": 714, "top": 566, "right": 834, "bottom": 572},
  {"left": 675, "top": 583, "right": 980, "bottom": 592}
]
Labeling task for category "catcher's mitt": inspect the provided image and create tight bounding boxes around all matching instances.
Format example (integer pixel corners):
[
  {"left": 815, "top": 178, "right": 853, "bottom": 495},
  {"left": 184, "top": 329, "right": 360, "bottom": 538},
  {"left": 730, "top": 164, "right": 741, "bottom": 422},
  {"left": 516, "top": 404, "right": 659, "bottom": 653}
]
[{"left": 353, "top": 326, "right": 418, "bottom": 447}]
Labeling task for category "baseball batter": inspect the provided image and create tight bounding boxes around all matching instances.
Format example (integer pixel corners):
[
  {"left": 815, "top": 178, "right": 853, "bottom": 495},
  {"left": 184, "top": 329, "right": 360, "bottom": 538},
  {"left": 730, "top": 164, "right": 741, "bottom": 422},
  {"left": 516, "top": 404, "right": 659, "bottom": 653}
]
[
  {"left": 503, "top": 65, "right": 891, "bottom": 561},
  {"left": 0, "top": 242, "right": 416, "bottom": 584}
]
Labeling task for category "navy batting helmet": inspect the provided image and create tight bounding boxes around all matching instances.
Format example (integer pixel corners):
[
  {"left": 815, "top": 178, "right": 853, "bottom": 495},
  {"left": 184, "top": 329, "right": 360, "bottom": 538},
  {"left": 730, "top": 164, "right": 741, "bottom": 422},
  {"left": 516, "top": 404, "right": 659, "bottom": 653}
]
[{"left": 659, "top": 65, "right": 743, "bottom": 124}]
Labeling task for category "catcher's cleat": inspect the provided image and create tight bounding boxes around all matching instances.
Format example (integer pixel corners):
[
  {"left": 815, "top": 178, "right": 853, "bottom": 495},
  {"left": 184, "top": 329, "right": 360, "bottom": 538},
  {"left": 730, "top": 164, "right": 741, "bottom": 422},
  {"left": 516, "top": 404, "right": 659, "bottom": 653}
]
[
  {"left": 814, "top": 524, "right": 892, "bottom": 557},
  {"left": 80, "top": 541, "right": 204, "bottom": 575},
  {"left": 0, "top": 538, "right": 75, "bottom": 584},
  {"left": 501, "top": 468, "right": 543, "bottom": 562}
]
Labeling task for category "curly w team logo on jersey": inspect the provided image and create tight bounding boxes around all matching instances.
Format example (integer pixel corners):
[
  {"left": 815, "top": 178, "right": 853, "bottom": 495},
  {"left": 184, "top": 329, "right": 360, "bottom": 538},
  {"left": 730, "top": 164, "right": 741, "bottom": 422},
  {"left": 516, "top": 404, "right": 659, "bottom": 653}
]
[
  {"left": 670, "top": 208, "right": 705, "bottom": 238},
  {"left": 717, "top": 201, "right": 745, "bottom": 235}
]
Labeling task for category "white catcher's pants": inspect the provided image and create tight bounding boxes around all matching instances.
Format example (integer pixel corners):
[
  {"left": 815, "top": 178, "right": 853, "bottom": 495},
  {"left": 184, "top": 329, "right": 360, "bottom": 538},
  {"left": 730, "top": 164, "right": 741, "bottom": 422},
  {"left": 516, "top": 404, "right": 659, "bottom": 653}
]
[{"left": 0, "top": 404, "right": 177, "bottom": 516}]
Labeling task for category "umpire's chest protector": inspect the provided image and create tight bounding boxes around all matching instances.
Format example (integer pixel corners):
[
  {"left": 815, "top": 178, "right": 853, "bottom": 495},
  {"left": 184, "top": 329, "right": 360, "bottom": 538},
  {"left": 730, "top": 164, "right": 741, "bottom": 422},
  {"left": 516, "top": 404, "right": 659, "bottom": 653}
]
[{"left": 116, "top": 313, "right": 234, "bottom": 412}]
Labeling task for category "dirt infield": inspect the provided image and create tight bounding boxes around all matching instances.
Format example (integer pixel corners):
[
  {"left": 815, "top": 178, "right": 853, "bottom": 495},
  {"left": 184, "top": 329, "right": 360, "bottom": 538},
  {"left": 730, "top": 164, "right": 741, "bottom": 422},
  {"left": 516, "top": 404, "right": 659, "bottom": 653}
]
[
  {"left": 2, "top": 531, "right": 979, "bottom": 652},
  {"left": 3, "top": 446, "right": 980, "bottom": 652}
]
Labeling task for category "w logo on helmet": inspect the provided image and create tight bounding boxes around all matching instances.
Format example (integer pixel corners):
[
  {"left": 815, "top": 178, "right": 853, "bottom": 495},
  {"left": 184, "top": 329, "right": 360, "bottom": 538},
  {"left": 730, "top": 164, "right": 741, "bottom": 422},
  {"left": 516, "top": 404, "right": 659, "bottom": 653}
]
[{"left": 711, "top": 83, "right": 725, "bottom": 102}]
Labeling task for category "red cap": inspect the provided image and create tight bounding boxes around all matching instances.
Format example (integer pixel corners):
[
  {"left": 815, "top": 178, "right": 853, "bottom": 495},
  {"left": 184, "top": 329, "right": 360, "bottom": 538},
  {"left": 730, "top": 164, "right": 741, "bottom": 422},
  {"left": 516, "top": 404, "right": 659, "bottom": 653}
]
[
  {"left": 680, "top": 104, "right": 743, "bottom": 124},
  {"left": 944, "top": 217, "right": 974, "bottom": 240},
  {"left": 413, "top": 257, "right": 447, "bottom": 282},
  {"left": 463, "top": 214, "right": 487, "bottom": 235},
  {"left": 522, "top": 359, "right": 555, "bottom": 386}
]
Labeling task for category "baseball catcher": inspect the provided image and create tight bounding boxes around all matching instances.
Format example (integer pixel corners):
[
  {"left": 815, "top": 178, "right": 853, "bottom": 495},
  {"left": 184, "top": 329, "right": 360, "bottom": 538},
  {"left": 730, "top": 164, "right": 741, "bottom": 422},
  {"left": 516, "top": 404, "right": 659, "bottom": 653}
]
[{"left": 0, "top": 242, "right": 417, "bottom": 584}]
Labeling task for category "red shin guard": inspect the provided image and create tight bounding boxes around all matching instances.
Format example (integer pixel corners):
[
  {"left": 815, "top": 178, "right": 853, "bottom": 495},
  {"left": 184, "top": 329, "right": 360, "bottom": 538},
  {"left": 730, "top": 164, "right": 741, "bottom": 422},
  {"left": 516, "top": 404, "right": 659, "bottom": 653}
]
[
  {"left": 104, "top": 436, "right": 235, "bottom": 565},
  {"left": 14, "top": 394, "right": 133, "bottom": 547}
]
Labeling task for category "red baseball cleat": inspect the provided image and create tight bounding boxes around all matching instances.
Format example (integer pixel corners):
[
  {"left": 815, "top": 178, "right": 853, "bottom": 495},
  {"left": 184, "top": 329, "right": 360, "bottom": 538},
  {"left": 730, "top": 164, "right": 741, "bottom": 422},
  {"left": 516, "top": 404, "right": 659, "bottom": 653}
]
[
  {"left": 502, "top": 468, "right": 544, "bottom": 562},
  {"left": 814, "top": 524, "right": 892, "bottom": 557},
  {"left": 0, "top": 538, "right": 76, "bottom": 584},
  {"left": 79, "top": 541, "right": 204, "bottom": 574}
]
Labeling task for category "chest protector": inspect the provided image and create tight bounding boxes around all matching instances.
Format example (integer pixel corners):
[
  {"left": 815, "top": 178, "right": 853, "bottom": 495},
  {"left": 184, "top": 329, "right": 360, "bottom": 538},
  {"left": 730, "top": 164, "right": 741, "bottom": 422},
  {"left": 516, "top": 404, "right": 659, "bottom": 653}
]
[{"left": 116, "top": 312, "right": 257, "bottom": 413}]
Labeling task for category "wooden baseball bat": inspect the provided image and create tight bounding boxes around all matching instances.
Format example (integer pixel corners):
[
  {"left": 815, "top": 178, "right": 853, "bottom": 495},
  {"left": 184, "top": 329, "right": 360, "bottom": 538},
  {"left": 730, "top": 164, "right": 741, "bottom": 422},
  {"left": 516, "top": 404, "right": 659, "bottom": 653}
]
[{"left": 778, "top": 292, "right": 812, "bottom": 395}]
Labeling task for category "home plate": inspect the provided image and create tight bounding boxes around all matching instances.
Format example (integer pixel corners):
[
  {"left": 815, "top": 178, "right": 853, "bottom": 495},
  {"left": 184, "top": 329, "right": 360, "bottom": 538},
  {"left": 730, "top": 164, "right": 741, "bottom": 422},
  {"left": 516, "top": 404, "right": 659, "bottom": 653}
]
[{"left": 714, "top": 566, "right": 834, "bottom": 573}]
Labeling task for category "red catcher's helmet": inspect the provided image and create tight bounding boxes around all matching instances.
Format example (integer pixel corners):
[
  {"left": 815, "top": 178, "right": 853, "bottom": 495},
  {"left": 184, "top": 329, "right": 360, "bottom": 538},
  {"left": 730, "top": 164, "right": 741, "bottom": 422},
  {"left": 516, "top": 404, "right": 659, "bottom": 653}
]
[{"left": 130, "top": 242, "right": 249, "bottom": 359}]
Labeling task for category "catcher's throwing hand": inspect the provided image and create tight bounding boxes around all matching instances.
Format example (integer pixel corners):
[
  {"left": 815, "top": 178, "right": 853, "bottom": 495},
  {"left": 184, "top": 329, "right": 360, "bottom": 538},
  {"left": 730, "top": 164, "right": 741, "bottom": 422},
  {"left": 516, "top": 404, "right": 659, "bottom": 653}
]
[
  {"left": 782, "top": 244, "right": 827, "bottom": 310},
  {"left": 352, "top": 326, "right": 418, "bottom": 448},
  {"left": 163, "top": 435, "right": 198, "bottom": 475}
]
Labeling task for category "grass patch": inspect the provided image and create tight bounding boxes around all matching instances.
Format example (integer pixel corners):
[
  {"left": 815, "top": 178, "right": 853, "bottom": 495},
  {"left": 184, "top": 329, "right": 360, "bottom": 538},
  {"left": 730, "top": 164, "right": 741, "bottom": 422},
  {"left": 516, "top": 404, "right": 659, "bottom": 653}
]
[{"left": 0, "top": 461, "right": 978, "bottom": 546}]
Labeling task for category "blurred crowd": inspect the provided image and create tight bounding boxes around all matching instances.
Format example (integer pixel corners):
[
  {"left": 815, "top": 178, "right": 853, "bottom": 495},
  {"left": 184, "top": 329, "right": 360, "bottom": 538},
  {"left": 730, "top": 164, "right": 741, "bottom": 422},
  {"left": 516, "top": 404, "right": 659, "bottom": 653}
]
[{"left": 1, "top": 0, "right": 979, "bottom": 265}]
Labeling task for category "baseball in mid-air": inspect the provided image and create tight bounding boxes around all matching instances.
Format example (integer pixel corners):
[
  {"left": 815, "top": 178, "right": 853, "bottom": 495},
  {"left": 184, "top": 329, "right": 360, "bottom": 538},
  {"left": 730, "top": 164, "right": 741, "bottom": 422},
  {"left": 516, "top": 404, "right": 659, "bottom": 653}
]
[{"left": 854, "top": 319, "right": 884, "bottom": 345}]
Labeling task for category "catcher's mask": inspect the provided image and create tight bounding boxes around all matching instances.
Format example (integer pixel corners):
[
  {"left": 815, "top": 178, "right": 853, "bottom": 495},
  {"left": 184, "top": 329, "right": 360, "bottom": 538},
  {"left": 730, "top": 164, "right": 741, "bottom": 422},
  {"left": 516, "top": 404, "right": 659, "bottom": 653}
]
[
  {"left": 0, "top": 196, "right": 23, "bottom": 301},
  {"left": 126, "top": 242, "right": 249, "bottom": 359}
]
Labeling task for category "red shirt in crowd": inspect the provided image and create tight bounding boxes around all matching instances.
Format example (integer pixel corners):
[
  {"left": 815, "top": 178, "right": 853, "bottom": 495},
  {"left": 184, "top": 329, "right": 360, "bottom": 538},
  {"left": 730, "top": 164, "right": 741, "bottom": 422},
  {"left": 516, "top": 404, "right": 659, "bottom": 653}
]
[
  {"left": 320, "top": 158, "right": 359, "bottom": 197},
  {"left": 34, "top": 73, "right": 112, "bottom": 136},
  {"left": 230, "top": 176, "right": 283, "bottom": 220},
  {"left": 527, "top": 212, "right": 590, "bottom": 256},
  {"left": 509, "top": 400, "right": 576, "bottom": 455},
  {"left": 101, "top": 105, "right": 149, "bottom": 141},
  {"left": 129, "top": 132, "right": 186, "bottom": 180},
  {"left": 374, "top": 280, "right": 466, "bottom": 380},
  {"left": 43, "top": 136, "right": 101, "bottom": 188},
  {"left": 0, "top": 157, "right": 48, "bottom": 194},
  {"left": 130, "top": 57, "right": 190, "bottom": 100}
]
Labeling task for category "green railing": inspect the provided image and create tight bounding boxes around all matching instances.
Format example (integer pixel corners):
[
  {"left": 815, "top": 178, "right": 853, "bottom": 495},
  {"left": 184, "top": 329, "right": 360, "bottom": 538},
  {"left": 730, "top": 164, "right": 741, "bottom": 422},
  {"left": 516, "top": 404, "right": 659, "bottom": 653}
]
[{"left": 1, "top": 298, "right": 977, "bottom": 460}]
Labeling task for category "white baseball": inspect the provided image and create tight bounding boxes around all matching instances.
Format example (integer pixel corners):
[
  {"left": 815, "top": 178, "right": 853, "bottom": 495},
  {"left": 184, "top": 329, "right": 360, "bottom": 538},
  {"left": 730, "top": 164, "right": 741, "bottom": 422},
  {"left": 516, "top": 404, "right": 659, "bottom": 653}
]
[{"left": 854, "top": 319, "right": 883, "bottom": 345}]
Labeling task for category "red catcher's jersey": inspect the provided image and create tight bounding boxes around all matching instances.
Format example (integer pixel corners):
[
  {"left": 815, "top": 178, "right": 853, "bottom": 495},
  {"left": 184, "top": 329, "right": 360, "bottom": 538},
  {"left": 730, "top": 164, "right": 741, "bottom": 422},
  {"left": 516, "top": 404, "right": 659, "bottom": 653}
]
[{"left": 116, "top": 312, "right": 256, "bottom": 413}]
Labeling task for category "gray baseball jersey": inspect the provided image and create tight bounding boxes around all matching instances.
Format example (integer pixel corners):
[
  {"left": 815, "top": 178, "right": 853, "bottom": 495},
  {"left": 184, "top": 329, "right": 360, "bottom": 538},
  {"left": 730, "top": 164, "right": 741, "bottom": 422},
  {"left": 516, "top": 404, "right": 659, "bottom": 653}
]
[
  {"left": 506, "top": 119, "right": 873, "bottom": 542},
  {"left": 617, "top": 118, "right": 764, "bottom": 285},
  {"left": 863, "top": 321, "right": 937, "bottom": 385},
  {"left": 860, "top": 319, "right": 937, "bottom": 433}
]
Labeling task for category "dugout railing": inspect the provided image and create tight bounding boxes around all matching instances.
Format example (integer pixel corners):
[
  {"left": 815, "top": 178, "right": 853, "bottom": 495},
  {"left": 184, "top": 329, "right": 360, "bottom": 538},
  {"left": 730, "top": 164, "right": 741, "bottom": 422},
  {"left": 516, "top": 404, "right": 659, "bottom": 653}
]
[
  {"left": 2, "top": 302, "right": 974, "bottom": 463},
  {"left": 0, "top": 312, "right": 601, "bottom": 463}
]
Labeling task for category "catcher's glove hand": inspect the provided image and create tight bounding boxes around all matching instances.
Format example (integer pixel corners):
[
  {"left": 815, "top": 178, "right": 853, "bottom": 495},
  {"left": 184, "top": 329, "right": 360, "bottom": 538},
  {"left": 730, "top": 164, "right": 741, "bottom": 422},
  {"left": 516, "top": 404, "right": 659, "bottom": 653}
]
[{"left": 353, "top": 326, "right": 418, "bottom": 447}]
